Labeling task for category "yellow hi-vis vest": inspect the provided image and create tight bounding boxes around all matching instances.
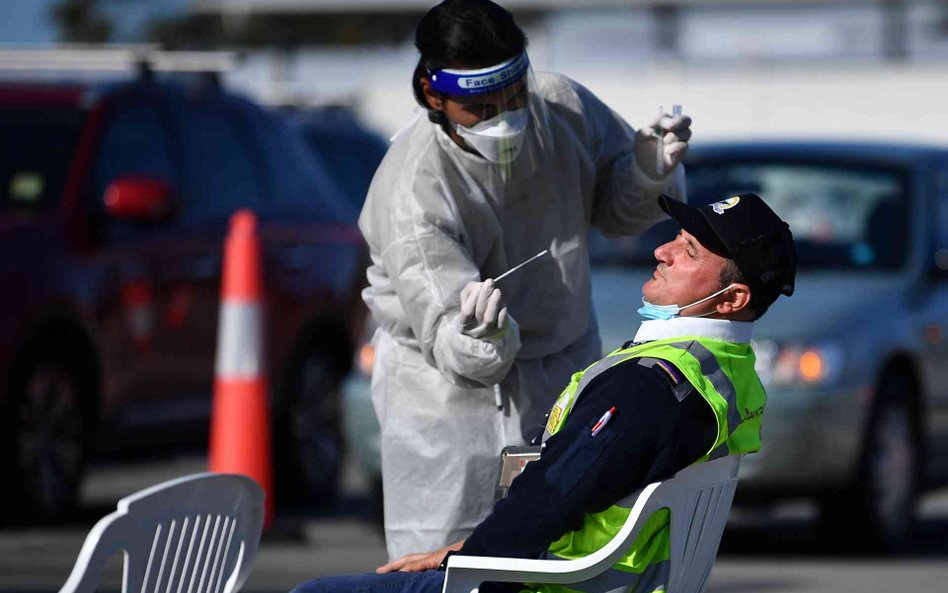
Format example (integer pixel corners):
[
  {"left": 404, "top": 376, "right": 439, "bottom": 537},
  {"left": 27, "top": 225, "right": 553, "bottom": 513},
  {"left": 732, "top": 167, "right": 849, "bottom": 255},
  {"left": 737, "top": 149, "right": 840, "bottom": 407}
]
[{"left": 530, "top": 337, "right": 766, "bottom": 593}]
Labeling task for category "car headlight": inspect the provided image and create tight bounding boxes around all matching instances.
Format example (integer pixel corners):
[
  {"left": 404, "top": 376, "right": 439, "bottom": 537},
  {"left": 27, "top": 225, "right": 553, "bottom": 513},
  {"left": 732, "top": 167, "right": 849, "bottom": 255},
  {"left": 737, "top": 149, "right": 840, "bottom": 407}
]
[
  {"left": 351, "top": 316, "right": 377, "bottom": 378},
  {"left": 357, "top": 342, "right": 375, "bottom": 377},
  {"left": 752, "top": 339, "right": 844, "bottom": 387}
]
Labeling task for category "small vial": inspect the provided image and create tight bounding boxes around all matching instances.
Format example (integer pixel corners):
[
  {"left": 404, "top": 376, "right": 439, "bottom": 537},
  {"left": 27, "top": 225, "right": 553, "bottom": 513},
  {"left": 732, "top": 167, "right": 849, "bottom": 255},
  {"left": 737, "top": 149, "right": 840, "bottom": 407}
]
[
  {"left": 656, "top": 104, "right": 683, "bottom": 176},
  {"left": 655, "top": 105, "right": 665, "bottom": 176}
]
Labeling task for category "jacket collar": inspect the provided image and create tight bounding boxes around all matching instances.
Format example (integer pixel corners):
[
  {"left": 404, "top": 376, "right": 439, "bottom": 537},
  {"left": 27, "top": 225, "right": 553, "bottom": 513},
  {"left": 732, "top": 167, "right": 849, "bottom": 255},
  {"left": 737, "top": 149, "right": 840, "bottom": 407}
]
[{"left": 633, "top": 317, "right": 754, "bottom": 344}]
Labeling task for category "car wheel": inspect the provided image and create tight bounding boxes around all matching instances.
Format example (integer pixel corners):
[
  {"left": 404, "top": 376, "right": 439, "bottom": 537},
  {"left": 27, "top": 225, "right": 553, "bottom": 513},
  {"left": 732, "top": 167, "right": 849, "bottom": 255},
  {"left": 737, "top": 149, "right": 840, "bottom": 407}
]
[
  {"left": 274, "top": 345, "right": 343, "bottom": 509},
  {"left": 821, "top": 374, "right": 919, "bottom": 552},
  {"left": 860, "top": 377, "right": 920, "bottom": 549},
  {"left": 2, "top": 346, "right": 90, "bottom": 522}
]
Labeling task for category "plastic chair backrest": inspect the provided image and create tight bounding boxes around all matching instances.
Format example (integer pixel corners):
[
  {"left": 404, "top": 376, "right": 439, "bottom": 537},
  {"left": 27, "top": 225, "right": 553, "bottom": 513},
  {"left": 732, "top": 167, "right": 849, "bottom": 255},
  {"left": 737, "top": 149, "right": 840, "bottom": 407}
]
[
  {"left": 58, "top": 473, "right": 264, "bottom": 593},
  {"left": 655, "top": 454, "right": 741, "bottom": 593},
  {"left": 442, "top": 454, "right": 741, "bottom": 593}
]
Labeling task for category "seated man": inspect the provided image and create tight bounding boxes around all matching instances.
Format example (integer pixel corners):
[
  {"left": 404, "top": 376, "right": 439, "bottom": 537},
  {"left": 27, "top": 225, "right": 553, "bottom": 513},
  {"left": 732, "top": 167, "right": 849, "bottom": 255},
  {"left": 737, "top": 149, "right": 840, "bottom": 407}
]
[{"left": 292, "top": 192, "right": 796, "bottom": 593}]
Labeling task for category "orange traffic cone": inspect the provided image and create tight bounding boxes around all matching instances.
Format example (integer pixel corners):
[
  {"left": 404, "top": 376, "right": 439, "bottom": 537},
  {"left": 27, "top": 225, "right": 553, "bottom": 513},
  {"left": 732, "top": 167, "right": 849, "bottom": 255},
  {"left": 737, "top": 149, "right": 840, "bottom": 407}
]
[{"left": 209, "top": 209, "right": 274, "bottom": 526}]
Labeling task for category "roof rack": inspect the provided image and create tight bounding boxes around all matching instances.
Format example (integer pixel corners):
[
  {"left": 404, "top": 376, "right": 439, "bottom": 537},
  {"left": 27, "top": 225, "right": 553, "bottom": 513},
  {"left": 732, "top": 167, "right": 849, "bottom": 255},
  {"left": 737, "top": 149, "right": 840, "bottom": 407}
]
[{"left": 0, "top": 45, "right": 238, "bottom": 74}]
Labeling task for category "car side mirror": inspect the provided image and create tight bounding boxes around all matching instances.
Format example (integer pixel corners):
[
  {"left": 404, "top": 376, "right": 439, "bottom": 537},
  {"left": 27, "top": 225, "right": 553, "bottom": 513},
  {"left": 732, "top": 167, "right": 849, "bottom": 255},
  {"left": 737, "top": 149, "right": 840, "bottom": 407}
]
[{"left": 103, "top": 176, "right": 174, "bottom": 222}]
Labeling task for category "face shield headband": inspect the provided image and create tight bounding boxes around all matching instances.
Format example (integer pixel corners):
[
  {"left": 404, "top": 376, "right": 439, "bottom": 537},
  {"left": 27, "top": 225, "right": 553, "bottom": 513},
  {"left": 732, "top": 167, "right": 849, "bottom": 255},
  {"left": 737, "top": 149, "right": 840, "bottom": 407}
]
[
  {"left": 428, "top": 52, "right": 530, "bottom": 97},
  {"left": 426, "top": 51, "right": 551, "bottom": 184}
]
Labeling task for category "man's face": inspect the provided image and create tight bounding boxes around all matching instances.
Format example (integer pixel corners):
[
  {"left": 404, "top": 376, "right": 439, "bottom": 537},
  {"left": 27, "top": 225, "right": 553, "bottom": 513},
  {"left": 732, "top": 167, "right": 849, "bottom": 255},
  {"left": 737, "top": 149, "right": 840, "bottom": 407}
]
[{"left": 641, "top": 229, "right": 729, "bottom": 316}]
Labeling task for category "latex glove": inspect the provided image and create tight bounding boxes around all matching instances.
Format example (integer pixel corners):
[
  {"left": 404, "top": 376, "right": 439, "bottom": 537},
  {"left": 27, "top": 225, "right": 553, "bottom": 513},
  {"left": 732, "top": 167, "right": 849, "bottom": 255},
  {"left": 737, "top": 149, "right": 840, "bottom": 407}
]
[
  {"left": 459, "top": 279, "right": 509, "bottom": 339},
  {"left": 633, "top": 110, "right": 692, "bottom": 179}
]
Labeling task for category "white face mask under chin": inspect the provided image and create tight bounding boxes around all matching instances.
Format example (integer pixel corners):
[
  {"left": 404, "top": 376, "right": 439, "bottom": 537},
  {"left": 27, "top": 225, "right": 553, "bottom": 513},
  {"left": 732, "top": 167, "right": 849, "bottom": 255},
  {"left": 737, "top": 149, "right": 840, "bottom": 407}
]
[
  {"left": 638, "top": 284, "right": 738, "bottom": 321},
  {"left": 455, "top": 108, "right": 529, "bottom": 164}
]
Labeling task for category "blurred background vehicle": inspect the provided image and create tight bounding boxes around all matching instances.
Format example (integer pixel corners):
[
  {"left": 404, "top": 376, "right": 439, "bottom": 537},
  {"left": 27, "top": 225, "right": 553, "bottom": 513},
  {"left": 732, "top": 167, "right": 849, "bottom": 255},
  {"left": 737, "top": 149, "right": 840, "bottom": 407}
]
[
  {"left": 0, "top": 50, "right": 384, "bottom": 523},
  {"left": 284, "top": 107, "right": 388, "bottom": 220},
  {"left": 343, "top": 139, "right": 948, "bottom": 551},
  {"left": 2, "top": 2, "right": 948, "bottom": 581}
]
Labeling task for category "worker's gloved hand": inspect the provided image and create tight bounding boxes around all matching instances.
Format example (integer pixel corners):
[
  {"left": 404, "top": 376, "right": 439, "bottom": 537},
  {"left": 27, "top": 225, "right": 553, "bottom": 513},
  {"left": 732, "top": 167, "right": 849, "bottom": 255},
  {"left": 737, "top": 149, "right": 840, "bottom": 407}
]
[
  {"left": 633, "top": 111, "right": 692, "bottom": 179},
  {"left": 459, "top": 279, "right": 509, "bottom": 339}
]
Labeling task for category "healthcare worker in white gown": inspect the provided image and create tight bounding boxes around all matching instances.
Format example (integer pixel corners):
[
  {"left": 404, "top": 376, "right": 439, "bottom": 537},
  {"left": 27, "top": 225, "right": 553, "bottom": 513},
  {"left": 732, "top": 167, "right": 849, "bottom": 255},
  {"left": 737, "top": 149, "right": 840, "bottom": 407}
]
[{"left": 360, "top": 0, "right": 692, "bottom": 560}]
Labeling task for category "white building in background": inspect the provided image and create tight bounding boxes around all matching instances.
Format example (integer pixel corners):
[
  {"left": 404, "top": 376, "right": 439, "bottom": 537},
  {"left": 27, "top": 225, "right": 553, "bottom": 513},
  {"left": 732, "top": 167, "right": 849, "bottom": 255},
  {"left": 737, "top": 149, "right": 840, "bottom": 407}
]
[{"left": 190, "top": 0, "right": 948, "bottom": 144}]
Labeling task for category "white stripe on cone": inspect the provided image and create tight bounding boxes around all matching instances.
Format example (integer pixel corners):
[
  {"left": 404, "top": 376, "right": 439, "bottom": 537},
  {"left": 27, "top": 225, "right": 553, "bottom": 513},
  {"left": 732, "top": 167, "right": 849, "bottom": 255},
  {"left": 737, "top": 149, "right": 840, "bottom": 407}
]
[{"left": 215, "top": 301, "right": 264, "bottom": 379}]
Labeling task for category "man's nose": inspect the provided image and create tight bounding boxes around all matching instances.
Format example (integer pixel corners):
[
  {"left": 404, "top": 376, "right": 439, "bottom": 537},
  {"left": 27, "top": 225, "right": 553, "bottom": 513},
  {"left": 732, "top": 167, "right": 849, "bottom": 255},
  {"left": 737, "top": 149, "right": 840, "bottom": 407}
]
[{"left": 654, "top": 242, "right": 672, "bottom": 264}]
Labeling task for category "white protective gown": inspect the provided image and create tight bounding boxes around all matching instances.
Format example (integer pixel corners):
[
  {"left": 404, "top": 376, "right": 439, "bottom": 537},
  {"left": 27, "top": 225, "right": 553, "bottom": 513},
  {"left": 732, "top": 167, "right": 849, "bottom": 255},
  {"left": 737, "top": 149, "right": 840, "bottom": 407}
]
[{"left": 360, "top": 72, "right": 686, "bottom": 559}]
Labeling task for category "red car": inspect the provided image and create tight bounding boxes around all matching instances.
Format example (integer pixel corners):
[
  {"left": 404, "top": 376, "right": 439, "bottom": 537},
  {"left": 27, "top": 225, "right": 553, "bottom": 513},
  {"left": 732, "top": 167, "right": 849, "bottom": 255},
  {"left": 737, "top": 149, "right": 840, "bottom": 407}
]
[{"left": 0, "top": 77, "right": 368, "bottom": 522}]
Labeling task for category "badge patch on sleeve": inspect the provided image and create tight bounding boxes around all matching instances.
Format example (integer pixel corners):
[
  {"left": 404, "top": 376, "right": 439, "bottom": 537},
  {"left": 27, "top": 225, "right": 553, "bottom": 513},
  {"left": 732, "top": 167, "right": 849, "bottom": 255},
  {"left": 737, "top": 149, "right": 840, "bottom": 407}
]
[
  {"left": 654, "top": 359, "right": 684, "bottom": 385},
  {"left": 546, "top": 403, "right": 564, "bottom": 433}
]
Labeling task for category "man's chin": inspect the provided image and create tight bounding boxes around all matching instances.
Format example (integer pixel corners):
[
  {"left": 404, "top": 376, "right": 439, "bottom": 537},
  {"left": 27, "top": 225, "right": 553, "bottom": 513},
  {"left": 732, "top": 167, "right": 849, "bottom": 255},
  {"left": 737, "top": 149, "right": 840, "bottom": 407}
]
[{"left": 641, "top": 278, "right": 658, "bottom": 301}]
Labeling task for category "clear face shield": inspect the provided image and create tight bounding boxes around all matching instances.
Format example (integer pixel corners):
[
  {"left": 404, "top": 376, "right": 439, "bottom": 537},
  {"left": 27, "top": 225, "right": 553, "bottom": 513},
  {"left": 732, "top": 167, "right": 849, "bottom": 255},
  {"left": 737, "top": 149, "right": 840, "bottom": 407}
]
[{"left": 428, "top": 52, "right": 553, "bottom": 184}]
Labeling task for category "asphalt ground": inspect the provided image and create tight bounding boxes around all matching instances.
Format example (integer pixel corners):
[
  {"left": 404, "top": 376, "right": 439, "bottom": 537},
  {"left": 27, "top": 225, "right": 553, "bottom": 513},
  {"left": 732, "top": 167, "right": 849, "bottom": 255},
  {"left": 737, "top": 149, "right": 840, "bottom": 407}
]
[{"left": 2, "top": 456, "right": 948, "bottom": 593}]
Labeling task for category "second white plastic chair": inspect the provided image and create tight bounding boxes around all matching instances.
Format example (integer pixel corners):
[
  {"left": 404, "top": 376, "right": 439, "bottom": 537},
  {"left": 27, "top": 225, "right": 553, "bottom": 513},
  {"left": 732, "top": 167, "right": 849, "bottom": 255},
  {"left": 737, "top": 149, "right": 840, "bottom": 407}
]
[
  {"left": 443, "top": 454, "right": 742, "bottom": 593},
  {"left": 58, "top": 472, "right": 264, "bottom": 593}
]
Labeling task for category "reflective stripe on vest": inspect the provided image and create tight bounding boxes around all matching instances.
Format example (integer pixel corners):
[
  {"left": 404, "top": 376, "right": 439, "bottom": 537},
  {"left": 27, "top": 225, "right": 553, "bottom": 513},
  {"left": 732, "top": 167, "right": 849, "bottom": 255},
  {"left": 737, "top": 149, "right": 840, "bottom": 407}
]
[
  {"left": 664, "top": 340, "right": 742, "bottom": 460},
  {"left": 541, "top": 351, "right": 641, "bottom": 442},
  {"left": 530, "top": 337, "right": 765, "bottom": 593},
  {"left": 669, "top": 340, "right": 742, "bottom": 439}
]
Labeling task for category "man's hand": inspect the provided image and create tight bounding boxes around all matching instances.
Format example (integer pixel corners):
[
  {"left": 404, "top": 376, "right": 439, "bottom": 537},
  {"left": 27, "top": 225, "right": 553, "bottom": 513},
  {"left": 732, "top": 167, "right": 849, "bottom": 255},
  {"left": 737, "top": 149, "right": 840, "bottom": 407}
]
[{"left": 376, "top": 540, "right": 465, "bottom": 574}]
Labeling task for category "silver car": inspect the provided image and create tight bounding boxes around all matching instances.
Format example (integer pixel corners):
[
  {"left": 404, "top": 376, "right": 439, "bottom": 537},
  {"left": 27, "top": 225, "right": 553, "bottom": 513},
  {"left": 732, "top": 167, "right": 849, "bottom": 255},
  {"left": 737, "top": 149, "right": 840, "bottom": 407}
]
[{"left": 344, "top": 141, "right": 948, "bottom": 550}]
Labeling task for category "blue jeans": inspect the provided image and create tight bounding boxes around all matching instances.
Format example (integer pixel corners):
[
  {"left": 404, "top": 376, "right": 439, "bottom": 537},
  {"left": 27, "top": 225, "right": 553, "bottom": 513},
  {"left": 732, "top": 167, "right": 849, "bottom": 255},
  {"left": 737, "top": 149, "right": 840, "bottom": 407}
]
[{"left": 290, "top": 570, "right": 445, "bottom": 593}]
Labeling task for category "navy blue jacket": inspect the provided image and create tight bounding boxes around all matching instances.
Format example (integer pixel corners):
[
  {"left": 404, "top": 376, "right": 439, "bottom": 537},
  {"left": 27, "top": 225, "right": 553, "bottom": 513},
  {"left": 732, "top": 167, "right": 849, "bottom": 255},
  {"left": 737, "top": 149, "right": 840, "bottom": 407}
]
[{"left": 456, "top": 357, "right": 717, "bottom": 560}]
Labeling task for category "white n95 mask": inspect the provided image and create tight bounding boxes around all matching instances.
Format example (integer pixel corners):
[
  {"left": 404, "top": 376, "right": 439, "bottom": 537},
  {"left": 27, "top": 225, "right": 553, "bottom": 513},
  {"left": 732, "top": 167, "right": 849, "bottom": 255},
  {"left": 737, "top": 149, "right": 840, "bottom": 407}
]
[
  {"left": 638, "top": 284, "right": 737, "bottom": 320},
  {"left": 455, "top": 108, "right": 530, "bottom": 164}
]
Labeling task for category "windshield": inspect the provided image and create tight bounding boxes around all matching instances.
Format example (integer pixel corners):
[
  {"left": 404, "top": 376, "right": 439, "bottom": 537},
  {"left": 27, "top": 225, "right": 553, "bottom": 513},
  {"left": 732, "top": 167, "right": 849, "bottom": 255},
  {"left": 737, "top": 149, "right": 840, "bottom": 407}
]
[
  {"left": 590, "top": 160, "right": 910, "bottom": 270},
  {"left": 0, "top": 107, "right": 86, "bottom": 212},
  {"left": 299, "top": 126, "right": 387, "bottom": 208}
]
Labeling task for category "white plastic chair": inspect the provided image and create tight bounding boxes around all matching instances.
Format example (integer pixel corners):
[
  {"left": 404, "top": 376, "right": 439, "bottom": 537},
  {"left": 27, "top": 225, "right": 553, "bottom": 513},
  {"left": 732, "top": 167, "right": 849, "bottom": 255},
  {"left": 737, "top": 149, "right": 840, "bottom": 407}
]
[
  {"left": 59, "top": 472, "right": 265, "bottom": 593},
  {"left": 443, "top": 454, "right": 741, "bottom": 593}
]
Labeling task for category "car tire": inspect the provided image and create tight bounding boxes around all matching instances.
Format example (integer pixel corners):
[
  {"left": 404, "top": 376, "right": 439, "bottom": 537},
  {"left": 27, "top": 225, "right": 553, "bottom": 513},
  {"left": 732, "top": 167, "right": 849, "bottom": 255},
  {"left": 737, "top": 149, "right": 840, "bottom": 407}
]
[
  {"left": 820, "top": 374, "right": 920, "bottom": 552},
  {"left": 274, "top": 344, "right": 343, "bottom": 510},
  {"left": 1, "top": 339, "right": 92, "bottom": 524}
]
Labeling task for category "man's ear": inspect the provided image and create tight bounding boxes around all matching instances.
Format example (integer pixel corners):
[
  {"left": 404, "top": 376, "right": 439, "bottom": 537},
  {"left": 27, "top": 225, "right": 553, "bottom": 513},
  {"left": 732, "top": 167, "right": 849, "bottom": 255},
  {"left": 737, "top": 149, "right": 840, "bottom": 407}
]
[
  {"left": 420, "top": 77, "right": 444, "bottom": 111},
  {"left": 717, "top": 283, "right": 752, "bottom": 317}
]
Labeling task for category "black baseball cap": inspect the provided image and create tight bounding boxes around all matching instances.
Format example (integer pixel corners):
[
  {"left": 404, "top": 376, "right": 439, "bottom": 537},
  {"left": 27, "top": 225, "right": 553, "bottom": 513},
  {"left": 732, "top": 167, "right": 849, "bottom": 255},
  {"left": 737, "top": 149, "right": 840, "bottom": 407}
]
[{"left": 658, "top": 193, "right": 796, "bottom": 309}]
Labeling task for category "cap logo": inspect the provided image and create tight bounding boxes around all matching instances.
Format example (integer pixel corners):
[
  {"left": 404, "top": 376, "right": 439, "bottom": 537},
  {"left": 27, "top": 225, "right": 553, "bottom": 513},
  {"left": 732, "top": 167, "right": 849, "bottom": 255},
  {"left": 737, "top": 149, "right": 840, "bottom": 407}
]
[{"left": 711, "top": 196, "right": 741, "bottom": 215}]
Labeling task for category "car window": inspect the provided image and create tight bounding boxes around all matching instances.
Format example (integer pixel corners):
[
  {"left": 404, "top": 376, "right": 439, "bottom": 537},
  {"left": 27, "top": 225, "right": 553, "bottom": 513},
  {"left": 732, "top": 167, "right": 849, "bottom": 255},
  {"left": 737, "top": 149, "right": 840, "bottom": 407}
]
[
  {"left": 935, "top": 166, "right": 948, "bottom": 275},
  {"left": 0, "top": 107, "right": 86, "bottom": 212},
  {"left": 591, "top": 159, "right": 910, "bottom": 271},
  {"left": 87, "top": 97, "right": 181, "bottom": 242},
  {"left": 243, "top": 107, "right": 360, "bottom": 223},
  {"left": 300, "top": 126, "right": 387, "bottom": 207},
  {"left": 173, "top": 95, "right": 265, "bottom": 227},
  {"left": 92, "top": 100, "right": 177, "bottom": 203}
]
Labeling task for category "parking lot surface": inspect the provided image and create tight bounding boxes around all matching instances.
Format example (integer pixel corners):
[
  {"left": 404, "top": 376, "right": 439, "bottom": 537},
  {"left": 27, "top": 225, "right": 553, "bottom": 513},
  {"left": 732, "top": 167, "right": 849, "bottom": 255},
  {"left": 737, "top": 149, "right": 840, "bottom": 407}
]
[{"left": 2, "top": 457, "right": 947, "bottom": 593}]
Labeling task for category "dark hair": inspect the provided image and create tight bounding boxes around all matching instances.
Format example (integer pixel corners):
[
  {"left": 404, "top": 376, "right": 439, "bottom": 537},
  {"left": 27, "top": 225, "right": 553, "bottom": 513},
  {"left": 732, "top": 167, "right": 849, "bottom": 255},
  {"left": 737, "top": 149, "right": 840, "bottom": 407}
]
[
  {"left": 719, "top": 258, "right": 771, "bottom": 320},
  {"left": 411, "top": 0, "right": 527, "bottom": 118}
]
